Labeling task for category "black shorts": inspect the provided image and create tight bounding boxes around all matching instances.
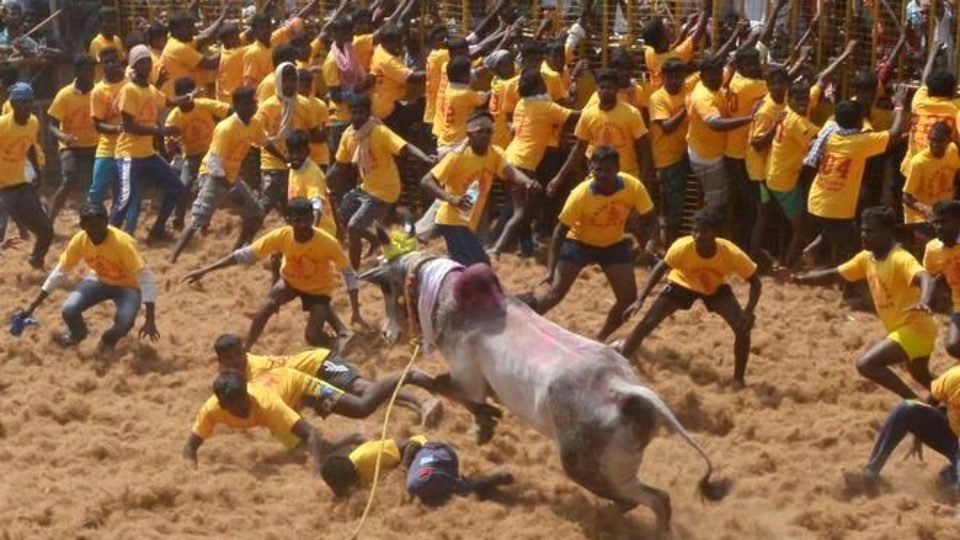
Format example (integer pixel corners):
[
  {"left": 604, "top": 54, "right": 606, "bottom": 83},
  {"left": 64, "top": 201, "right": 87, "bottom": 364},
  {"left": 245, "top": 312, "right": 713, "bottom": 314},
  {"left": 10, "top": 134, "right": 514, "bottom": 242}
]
[
  {"left": 317, "top": 353, "right": 361, "bottom": 389},
  {"left": 662, "top": 282, "right": 736, "bottom": 312},
  {"left": 299, "top": 292, "right": 331, "bottom": 312},
  {"left": 559, "top": 239, "right": 633, "bottom": 268}
]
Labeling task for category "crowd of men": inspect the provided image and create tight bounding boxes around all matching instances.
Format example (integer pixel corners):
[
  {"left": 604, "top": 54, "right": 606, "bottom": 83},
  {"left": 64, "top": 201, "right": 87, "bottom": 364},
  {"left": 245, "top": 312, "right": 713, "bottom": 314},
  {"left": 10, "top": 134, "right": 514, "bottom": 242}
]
[{"left": 4, "top": 0, "right": 960, "bottom": 506}]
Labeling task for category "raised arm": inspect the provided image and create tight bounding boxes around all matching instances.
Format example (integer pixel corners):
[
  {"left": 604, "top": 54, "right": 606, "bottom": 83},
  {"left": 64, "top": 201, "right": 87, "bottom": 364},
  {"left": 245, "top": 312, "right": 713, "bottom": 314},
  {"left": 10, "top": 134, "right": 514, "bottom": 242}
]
[
  {"left": 689, "top": 0, "right": 711, "bottom": 46},
  {"left": 817, "top": 39, "right": 858, "bottom": 89},
  {"left": 878, "top": 19, "right": 908, "bottom": 85},
  {"left": 759, "top": 0, "right": 790, "bottom": 46},
  {"left": 922, "top": 39, "right": 944, "bottom": 86},
  {"left": 195, "top": 1, "right": 229, "bottom": 48},
  {"left": 886, "top": 84, "right": 909, "bottom": 143}
]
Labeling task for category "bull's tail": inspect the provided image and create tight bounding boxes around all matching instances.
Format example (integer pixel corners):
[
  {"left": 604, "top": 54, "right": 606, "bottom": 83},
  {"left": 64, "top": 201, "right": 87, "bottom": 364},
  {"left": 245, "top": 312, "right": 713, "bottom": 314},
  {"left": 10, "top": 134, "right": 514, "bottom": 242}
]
[{"left": 623, "top": 385, "right": 731, "bottom": 501}]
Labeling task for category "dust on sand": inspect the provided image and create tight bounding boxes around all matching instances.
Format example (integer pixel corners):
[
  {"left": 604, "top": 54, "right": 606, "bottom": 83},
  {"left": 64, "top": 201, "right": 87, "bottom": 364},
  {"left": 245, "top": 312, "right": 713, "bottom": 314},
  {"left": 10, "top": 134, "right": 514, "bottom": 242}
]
[{"left": 3, "top": 208, "right": 960, "bottom": 540}]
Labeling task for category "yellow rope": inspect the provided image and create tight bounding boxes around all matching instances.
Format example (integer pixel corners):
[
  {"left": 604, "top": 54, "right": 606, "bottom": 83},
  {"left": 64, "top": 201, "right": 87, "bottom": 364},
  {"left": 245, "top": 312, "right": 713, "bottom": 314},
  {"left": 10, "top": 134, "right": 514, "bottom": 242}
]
[{"left": 345, "top": 342, "right": 422, "bottom": 540}]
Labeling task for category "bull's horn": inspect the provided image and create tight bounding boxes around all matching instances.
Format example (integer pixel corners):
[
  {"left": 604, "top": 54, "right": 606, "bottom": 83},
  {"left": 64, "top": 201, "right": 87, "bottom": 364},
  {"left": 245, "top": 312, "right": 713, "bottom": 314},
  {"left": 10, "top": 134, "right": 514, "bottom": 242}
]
[{"left": 358, "top": 264, "right": 388, "bottom": 283}]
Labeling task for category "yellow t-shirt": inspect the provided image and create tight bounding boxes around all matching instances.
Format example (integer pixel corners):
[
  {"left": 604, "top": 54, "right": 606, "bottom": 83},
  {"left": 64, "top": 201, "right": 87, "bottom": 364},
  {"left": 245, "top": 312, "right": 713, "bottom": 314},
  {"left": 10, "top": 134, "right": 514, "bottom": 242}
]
[
  {"left": 838, "top": 246, "right": 937, "bottom": 338},
  {"left": 931, "top": 366, "right": 960, "bottom": 436},
  {"left": 199, "top": 114, "right": 267, "bottom": 182},
  {"left": 88, "top": 33, "right": 124, "bottom": 80},
  {"left": 46, "top": 82, "right": 97, "bottom": 149},
  {"left": 370, "top": 45, "right": 413, "bottom": 119},
  {"left": 256, "top": 95, "right": 319, "bottom": 170},
  {"left": 159, "top": 37, "right": 204, "bottom": 96},
  {"left": 436, "top": 84, "right": 485, "bottom": 147},
  {"left": 90, "top": 79, "right": 126, "bottom": 159},
  {"left": 724, "top": 73, "right": 768, "bottom": 159},
  {"left": 432, "top": 145, "right": 510, "bottom": 230},
  {"left": 505, "top": 98, "right": 573, "bottom": 171},
  {"left": 249, "top": 226, "right": 349, "bottom": 295},
  {"left": 901, "top": 86, "right": 960, "bottom": 176},
  {"left": 0, "top": 113, "right": 39, "bottom": 188},
  {"left": 165, "top": 98, "right": 230, "bottom": 156},
  {"left": 424, "top": 48, "right": 451, "bottom": 124},
  {"left": 116, "top": 82, "right": 166, "bottom": 159},
  {"left": 501, "top": 75, "right": 520, "bottom": 118},
  {"left": 59, "top": 226, "right": 144, "bottom": 288},
  {"left": 559, "top": 173, "right": 654, "bottom": 247},
  {"left": 245, "top": 349, "right": 330, "bottom": 380},
  {"left": 488, "top": 76, "right": 513, "bottom": 149},
  {"left": 217, "top": 45, "right": 247, "bottom": 103},
  {"left": 354, "top": 34, "right": 375, "bottom": 71},
  {"left": 586, "top": 82, "right": 652, "bottom": 113},
  {"left": 686, "top": 82, "right": 726, "bottom": 161},
  {"left": 924, "top": 238, "right": 960, "bottom": 311},
  {"left": 256, "top": 72, "right": 277, "bottom": 104},
  {"left": 648, "top": 87, "right": 688, "bottom": 169},
  {"left": 304, "top": 97, "right": 330, "bottom": 166},
  {"left": 645, "top": 37, "right": 694, "bottom": 90},
  {"left": 766, "top": 107, "right": 818, "bottom": 192},
  {"left": 808, "top": 131, "right": 890, "bottom": 219},
  {"left": 902, "top": 145, "right": 960, "bottom": 224},
  {"left": 541, "top": 61, "right": 570, "bottom": 103},
  {"left": 288, "top": 159, "right": 336, "bottom": 237},
  {"left": 574, "top": 101, "right": 649, "bottom": 178},
  {"left": 192, "top": 368, "right": 342, "bottom": 448},
  {"left": 335, "top": 124, "right": 407, "bottom": 203},
  {"left": 349, "top": 435, "right": 430, "bottom": 486},
  {"left": 665, "top": 236, "right": 758, "bottom": 295},
  {"left": 322, "top": 52, "right": 349, "bottom": 123},
  {"left": 241, "top": 19, "right": 302, "bottom": 86},
  {"left": 745, "top": 95, "right": 785, "bottom": 181}
]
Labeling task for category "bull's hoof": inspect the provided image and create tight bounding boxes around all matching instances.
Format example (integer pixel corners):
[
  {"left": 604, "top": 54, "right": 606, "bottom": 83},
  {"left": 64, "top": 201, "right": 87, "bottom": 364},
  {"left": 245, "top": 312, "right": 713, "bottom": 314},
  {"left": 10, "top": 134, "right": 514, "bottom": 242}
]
[{"left": 475, "top": 422, "right": 496, "bottom": 445}]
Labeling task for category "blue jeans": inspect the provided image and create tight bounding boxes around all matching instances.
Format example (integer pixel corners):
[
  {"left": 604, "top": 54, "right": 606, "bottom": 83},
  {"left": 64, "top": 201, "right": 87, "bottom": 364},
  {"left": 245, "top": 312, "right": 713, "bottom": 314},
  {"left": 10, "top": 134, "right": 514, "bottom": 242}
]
[
  {"left": 88, "top": 157, "right": 122, "bottom": 224},
  {"left": 116, "top": 155, "right": 186, "bottom": 236},
  {"left": 865, "top": 400, "right": 960, "bottom": 481},
  {"left": 62, "top": 277, "right": 142, "bottom": 345},
  {"left": 437, "top": 224, "right": 490, "bottom": 266}
]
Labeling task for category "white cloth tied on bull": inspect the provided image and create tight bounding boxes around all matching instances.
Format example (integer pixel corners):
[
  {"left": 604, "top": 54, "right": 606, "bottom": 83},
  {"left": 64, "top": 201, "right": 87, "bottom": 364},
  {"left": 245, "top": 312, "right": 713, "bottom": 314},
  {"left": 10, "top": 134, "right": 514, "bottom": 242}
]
[{"left": 417, "top": 258, "right": 464, "bottom": 353}]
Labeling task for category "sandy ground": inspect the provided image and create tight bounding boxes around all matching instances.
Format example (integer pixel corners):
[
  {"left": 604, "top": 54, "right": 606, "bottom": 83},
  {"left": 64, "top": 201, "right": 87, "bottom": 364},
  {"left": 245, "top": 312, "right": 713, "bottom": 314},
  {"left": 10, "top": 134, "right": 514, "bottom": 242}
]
[{"left": 4, "top": 203, "right": 960, "bottom": 540}]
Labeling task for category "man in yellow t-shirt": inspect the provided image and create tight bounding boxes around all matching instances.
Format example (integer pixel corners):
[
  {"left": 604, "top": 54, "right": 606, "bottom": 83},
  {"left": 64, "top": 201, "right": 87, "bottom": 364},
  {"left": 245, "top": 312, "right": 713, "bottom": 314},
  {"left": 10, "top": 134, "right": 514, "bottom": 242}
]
[
  {"left": 370, "top": 24, "right": 426, "bottom": 127},
  {"left": 0, "top": 81, "right": 51, "bottom": 269},
  {"left": 421, "top": 111, "right": 538, "bottom": 266},
  {"left": 725, "top": 47, "right": 769, "bottom": 251},
  {"left": 794, "top": 206, "right": 937, "bottom": 399},
  {"left": 296, "top": 69, "right": 330, "bottom": 170},
  {"left": 492, "top": 71, "right": 579, "bottom": 258},
  {"left": 320, "top": 433, "right": 514, "bottom": 499},
  {"left": 327, "top": 94, "right": 435, "bottom": 270},
  {"left": 616, "top": 207, "right": 761, "bottom": 385},
  {"left": 242, "top": 3, "right": 316, "bottom": 88},
  {"left": 18, "top": 203, "right": 159, "bottom": 349},
  {"left": 924, "top": 201, "right": 960, "bottom": 359},
  {"left": 550, "top": 70, "right": 655, "bottom": 196},
  {"left": 767, "top": 81, "right": 819, "bottom": 269},
  {"left": 804, "top": 91, "right": 908, "bottom": 274},
  {"left": 164, "top": 76, "right": 231, "bottom": 230},
  {"left": 113, "top": 45, "right": 189, "bottom": 242},
  {"left": 159, "top": 9, "right": 226, "bottom": 96},
  {"left": 286, "top": 130, "right": 337, "bottom": 238},
  {"left": 215, "top": 23, "right": 246, "bottom": 103},
  {"left": 323, "top": 16, "right": 372, "bottom": 155},
  {"left": 212, "top": 333, "right": 442, "bottom": 426},
  {"left": 903, "top": 122, "right": 959, "bottom": 240},
  {"left": 524, "top": 146, "right": 657, "bottom": 342},
  {"left": 183, "top": 198, "right": 364, "bottom": 351},
  {"left": 169, "top": 86, "right": 266, "bottom": 264},
  {"left": 842, "top": 367, "right": 960, "bottom": 494},
  {"left": 649, "top": 58, "right": 690, "bottom": 244},
  {"left": 46, "top": 55, "right": 98, "bottom": 223},
  {"left": 745, "top": 68, "right": 789, "bottom": 259},
  {"left": 641, "top": 3, "right": 707, "bottom": 90},
  {"left": 423, "top": 26, "right": 451, "bottom": 127},
  {"left": 87, "top": 7, "right": 123, "bottom": 81},
  {"left": 86, "top": 47, "right": 126, "bottom": 224},
  {"left": 686, "top": 55, "right": 755, "bottom": 210},
  {"left": 900, "top": 44, "right": 960, "bottom": 177},
  {"left": 434, "top": 57, "right": 488, "bottom": 152}
]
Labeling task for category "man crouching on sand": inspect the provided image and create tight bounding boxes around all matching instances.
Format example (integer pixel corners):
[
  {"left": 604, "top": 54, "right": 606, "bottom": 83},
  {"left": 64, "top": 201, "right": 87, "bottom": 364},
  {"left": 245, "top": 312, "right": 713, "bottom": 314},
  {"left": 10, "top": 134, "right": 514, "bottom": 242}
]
[{"left": 183, "top": 367, "right": 436, "bottom": 473}]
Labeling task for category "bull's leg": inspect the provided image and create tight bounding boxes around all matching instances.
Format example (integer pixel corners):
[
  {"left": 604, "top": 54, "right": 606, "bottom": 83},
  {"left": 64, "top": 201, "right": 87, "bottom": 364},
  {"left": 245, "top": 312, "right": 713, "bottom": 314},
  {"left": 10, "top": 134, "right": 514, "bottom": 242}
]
[
  {"left": 615, "top": 480, "right": 673, "bottom": 535},
  {"left": 433, "top": 373, "right": 502, "bottom": 444}
]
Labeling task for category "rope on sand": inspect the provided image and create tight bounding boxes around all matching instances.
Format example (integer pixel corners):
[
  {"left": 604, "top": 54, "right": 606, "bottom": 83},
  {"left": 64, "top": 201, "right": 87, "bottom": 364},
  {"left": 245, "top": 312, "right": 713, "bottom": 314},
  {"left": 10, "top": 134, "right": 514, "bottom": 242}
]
[{"left": 345, "top": 342, "right": 421, "bottom": 540}]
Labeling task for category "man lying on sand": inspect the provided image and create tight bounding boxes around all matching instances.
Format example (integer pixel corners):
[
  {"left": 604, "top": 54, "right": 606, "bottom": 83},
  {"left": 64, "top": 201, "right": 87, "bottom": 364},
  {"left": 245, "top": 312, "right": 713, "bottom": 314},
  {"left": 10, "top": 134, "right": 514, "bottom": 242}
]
[
  {"left": 320, "top": 434, "right": 513, "bottom": 502},
  {"left": 614, "top": 207, "right": 762, "bottom": 385},
  {"left": 793, "top": 206, "right": 938, "bottom": 400},
  {"left": 183, "top": 366, "right": 436, "bottom": 473},
  {"left": 843, "top": 365, "right": 960, "bottom": 494},
  {"left": 182, "top": 198, "right": 362, "bottom": 351},
  {"left": 211, "top": 333, "right": 442, "bottom": 426}
]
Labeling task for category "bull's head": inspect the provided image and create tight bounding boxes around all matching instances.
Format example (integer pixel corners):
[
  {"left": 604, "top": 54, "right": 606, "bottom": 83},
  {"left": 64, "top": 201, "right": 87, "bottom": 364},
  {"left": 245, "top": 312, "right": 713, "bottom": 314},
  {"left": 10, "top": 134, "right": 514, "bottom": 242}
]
[{"left": 358, "top": 250, "right": 422, "bottom": 345}]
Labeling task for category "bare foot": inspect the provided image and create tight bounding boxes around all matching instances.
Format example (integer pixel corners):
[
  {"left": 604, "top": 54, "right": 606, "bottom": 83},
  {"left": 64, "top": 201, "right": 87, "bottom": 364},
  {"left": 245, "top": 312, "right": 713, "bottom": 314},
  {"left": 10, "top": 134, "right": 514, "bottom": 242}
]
[
  {"left": 801, "top": 246, "right": 817, "bottom": 269},
  {"left": 336, "top": 331, "right": 355, "bottom": 354},
  {"left": 420, "top": 398, "right": 443, "bottom": 428}
]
